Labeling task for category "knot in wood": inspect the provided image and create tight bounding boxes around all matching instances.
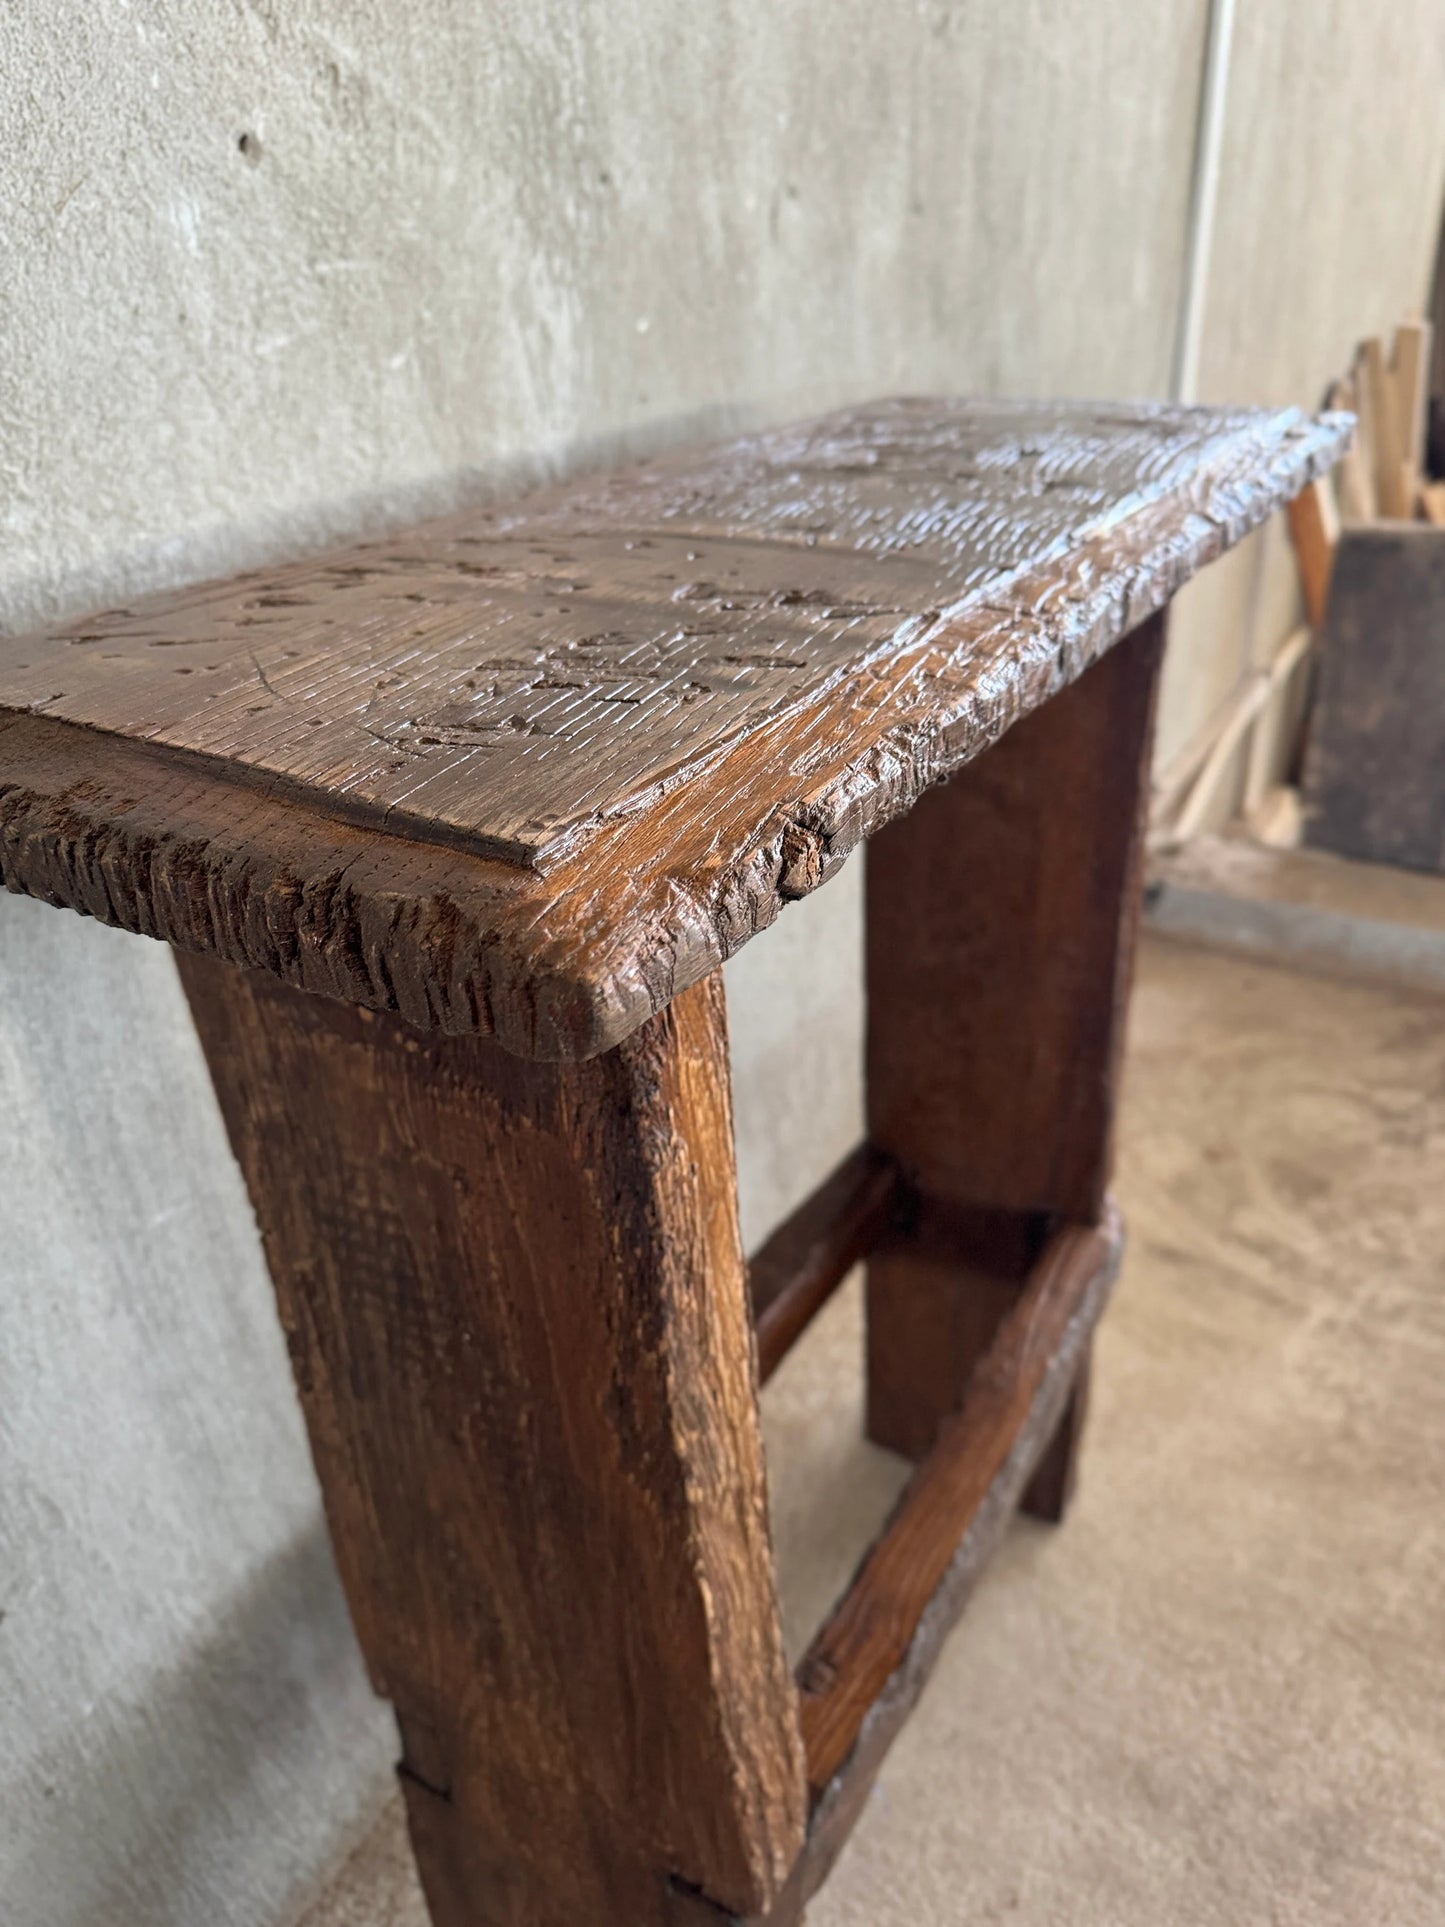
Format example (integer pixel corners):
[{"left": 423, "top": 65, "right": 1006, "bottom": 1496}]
[{"left": 778, "top": 822, "right": 824, "bottom": 899}]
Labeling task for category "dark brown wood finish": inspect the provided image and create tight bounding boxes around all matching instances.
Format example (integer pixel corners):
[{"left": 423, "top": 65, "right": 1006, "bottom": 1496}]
[
  {"left": 864, "top": 1205, "right": 1048, "bottom": 1465},
  {"left": 179, "top": 956, "right": 805, "bottom": 1926},
  {"left": 865, "top": 614, "right": 1163, "bottom": 1467},
  {"left": 0, "top": 402, "right": 1346, "bottom": 1927},
  {"left": 729, "top": 1212, "right": 1122, "bottom": 1927},
  {"left": 803, "top": 1215, "right": 1121, "bottom": 1793},
  {"left": 0, "top": 403, "right": 1341, "bottom": 871},
  {"left": 749, "top": 1146, "right": 901, "bottom": 1384},
  {"left": 0, "top": 402, "right": 1346, "bottom": 1059}
]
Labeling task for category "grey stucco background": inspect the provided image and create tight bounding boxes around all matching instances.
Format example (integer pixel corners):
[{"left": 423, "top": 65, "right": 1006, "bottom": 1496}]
[
  {"left": 1157, "top": 0, "right": 1445, "bottom": 789},
  {"left": 2, "top": 5, "right": 1441, "bottom": 1922}
]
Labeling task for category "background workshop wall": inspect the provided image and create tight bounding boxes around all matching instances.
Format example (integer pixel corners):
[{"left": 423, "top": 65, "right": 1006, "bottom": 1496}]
[
  {"left": 1157, "top": 0, "right": 1445, "bottom": 812},
  {"left": 1, "top": 4, "right": 1440, "bottom": 1923}
]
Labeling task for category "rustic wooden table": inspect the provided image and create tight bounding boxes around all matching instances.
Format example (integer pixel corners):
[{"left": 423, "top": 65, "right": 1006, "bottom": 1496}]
[{"left": 0, "top": 398, "right": 1345, "bottom": 1925}]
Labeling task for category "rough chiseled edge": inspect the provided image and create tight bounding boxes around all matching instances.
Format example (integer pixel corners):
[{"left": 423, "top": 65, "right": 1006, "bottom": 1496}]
[
  {"left": 580, "top": 408, "right": 1352, "bottom": 1040},
  {"left": 0, "top": 408, "right": 1350, "bottom": 1058}
]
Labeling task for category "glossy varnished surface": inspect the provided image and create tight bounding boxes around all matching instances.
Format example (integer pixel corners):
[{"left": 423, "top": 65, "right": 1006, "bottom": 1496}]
[{"left": 0, "top": 399, "right": 1348, "bottom": 1054}]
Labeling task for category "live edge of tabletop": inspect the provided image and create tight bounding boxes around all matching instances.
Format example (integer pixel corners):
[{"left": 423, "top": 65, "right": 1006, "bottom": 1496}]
[{"left": 0, "top": 398, "right": 1348, "bottom": 1058}]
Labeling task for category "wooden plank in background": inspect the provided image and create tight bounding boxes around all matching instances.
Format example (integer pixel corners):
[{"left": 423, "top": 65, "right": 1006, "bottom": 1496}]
[
  {"left": 1243, "top": 627, "right": 1315, "bottom": 820},
  {"left": 1285, "top": 478, "right": 1340, "bottom": 630},
  {"left": 1330, "top": 374, "right": 1376, "bottom": 523},
  {"left": 1393, "top": 318, "right": 1432, "bottom": 502},
  {"left": 1360, "top": 335, "right": 1411, "bottom": 519}
]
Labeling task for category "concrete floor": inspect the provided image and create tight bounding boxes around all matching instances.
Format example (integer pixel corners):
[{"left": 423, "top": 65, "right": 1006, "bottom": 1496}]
[{"left": 299, "top": 933, "right": 1445, "bottom": 1925}]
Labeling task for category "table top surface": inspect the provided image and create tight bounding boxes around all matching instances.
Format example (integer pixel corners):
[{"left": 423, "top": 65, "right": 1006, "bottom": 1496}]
[{"left": 0, "top": 397, "right": 1347, "bottom": 1056}]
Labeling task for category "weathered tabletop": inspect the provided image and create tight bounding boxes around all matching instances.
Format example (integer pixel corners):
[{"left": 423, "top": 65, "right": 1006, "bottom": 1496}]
[{"left": 0, "top": 398, "right": 1346, "bottom": 1056}]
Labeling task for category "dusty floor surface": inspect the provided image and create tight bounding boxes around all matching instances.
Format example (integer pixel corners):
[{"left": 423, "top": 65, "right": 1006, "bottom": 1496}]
[{"left": 299, "top": 935, "right": 1445, "bottom": 1925}]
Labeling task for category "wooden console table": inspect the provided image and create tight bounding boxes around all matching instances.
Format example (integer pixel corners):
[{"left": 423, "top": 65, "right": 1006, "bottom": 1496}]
[{"left": 0, "top": 399, "right": 1345, "bottom": 1924}]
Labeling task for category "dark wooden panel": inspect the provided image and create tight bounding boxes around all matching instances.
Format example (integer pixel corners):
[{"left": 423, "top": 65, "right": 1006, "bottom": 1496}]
[
  {"left": 179, "top": 958, "right": 805, "bottom": 1925},
  {"left": 1304, "top": 524, "right": 1445, "bottom": 873},
  {"left": 749, "top": 1146, "right": 901, "bottom": 1384}
]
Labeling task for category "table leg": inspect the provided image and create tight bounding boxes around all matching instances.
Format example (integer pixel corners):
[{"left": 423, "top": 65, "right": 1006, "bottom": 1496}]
[
  {"left": 863, "top": 613, "right": 1165, "bottom": 1512},
  {"left": 179, "top": 958, "right": 805, "bottom": 1926}
]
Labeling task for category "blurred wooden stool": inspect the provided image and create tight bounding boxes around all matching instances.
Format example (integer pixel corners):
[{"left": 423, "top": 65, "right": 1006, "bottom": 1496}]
[{"left": 0, "top": 398, "right": 1344, "bottom": 1925}]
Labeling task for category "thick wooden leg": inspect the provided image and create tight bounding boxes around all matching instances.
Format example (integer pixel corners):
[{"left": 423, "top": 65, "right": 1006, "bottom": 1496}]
[
  {"left": 864, "top": 615, "right": 1165, "bottom": 1506},
  {"left": 179, "top": 958, "right": 805, "bottom": 1927}
]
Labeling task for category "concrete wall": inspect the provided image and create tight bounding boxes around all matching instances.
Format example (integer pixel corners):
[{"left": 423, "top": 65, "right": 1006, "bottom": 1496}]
[
  {"left": 0, "top": 895, "right": 392, "bottom": 1927},
  {"left": 1156, "top": 0, "right": 1445, "bottom": 794},
  {"left": 0, "top": 4, "right": 1437, "bottom": 1922}
]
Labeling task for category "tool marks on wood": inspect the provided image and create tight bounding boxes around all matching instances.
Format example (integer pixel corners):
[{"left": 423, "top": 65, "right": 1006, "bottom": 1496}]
[
  {"left": 180, "top": 958, "right": 805, "bottom": 1925},
  {"left": 0, "top": 400, "right": 1343, "bottom": 876},
  {"left": 0, "top": 405, "right": 1345, "bottom": 1057}
]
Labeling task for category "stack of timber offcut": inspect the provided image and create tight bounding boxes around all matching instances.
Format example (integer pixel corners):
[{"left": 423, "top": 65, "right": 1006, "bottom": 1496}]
[
  {"left": 1299, "top": 319, "right": 1445, "bottom": 873},
  {"left": 1153, "top": 317, "right": 1443, "bottom": 861},
  {"left": 1318, "top": 319, "right": 1436, "bottom": 529}
]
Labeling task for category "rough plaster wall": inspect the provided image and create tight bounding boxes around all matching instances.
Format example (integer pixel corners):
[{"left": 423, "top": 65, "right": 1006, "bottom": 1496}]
[
  {"left": 1, "top": 2, "right": 1204, "bottom": 1921},
  {"left": 4, "top": 0, "right": 1202, "bottom": 634},
  {"left": 1155, "top": 0, "right": 1445, "bottom": 790},
  {"left": 0, "top": 896, "right": 396, "bottom": 1927}
]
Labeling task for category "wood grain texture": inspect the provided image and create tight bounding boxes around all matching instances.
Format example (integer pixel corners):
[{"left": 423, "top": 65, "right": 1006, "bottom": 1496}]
[
  {"left": 1392, "top": 319, "right": 1431, "bottom": 492},
  {"left": 867, "top": 613, "right": 1163, "bottom": 1221},
  {"left": 864, "top": 1206, "right": 1047, "bottom": 1466},
  {"left": 0, "top": 402, "right": 1345, "bottom": 1058},
  {"left": 178, "top": 958, "right": 804, "bottom": 1925},
  {"left": 1303, "top": 524, "right": 1445, "bottom": 873},
  {"left": 0, "top": 401, "right": 1344, "bottom": 868},
  {"left": 748, "top": 1146, "right": 900, "bottom": 1385},
  {"left": 864, "top": 617, "right": 1160, "bottom": 1466},
  {"left": 779, "top": 1213, "right": 1123, "bottom": 1921},
  {"left": 680, "top": 1212, "right": 1122, "bottom": 1927}
]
